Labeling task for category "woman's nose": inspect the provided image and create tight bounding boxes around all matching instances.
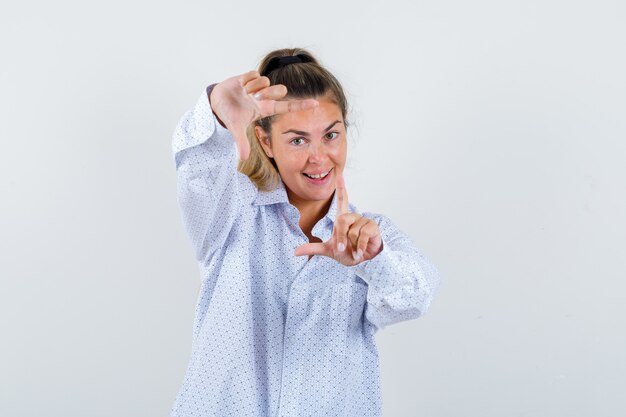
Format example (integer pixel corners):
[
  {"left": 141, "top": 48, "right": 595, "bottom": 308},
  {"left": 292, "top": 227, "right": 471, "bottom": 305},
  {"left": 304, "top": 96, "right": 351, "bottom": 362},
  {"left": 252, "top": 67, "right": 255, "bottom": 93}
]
[{"left": 308, "top": 141, "right": 325, "bottom": 162}]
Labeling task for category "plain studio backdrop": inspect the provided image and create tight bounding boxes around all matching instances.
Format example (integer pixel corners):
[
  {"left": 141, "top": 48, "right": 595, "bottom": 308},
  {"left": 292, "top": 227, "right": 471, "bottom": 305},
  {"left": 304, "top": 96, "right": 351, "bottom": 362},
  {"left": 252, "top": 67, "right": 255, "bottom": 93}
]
[{"left": 1, "top": 0, "right": 624, "bottom": 416}]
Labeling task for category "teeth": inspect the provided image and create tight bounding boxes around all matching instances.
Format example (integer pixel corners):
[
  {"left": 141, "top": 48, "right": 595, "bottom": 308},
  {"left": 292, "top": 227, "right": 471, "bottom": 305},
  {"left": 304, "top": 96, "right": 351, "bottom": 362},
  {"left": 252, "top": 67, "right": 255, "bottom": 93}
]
[{"left": 305, "top": 170, "right": 330, "bottom": 179}]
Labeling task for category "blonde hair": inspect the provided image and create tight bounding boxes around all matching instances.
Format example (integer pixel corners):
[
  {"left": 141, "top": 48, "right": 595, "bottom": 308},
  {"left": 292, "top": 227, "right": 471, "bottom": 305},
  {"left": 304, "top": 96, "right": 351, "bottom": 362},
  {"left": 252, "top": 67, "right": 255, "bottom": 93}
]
[{"left": 237, "top": 47, "right": 349, "bottom": 191}]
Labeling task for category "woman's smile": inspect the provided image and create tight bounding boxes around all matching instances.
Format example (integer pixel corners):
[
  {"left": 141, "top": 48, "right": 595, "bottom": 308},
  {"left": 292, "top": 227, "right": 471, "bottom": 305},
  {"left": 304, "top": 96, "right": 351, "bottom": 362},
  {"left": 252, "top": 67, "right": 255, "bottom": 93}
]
[{"left": 303, "top": 167, "right": 333, "bottom": 183}]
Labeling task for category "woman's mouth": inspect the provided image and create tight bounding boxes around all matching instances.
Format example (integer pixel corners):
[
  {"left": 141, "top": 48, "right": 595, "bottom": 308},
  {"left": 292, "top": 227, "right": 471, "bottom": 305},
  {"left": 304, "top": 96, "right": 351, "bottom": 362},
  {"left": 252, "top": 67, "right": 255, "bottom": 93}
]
[{"left": 302, "top": 168, "right": 333, "bottom": 184}]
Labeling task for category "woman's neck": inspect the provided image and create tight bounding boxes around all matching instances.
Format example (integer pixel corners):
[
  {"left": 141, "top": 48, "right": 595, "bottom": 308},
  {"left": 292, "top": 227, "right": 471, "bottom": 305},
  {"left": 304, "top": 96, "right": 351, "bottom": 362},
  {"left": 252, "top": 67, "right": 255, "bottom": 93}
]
[{"left": 287, "top": 190, "right": 334, "bottom": 241}]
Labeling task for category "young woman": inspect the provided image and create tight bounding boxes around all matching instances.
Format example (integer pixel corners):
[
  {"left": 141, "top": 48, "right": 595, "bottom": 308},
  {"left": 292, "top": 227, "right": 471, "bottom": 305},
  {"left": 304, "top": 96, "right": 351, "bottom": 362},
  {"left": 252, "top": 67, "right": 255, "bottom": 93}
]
[{"left": 171, "top": 48, "right": 440, "bottom": 417}]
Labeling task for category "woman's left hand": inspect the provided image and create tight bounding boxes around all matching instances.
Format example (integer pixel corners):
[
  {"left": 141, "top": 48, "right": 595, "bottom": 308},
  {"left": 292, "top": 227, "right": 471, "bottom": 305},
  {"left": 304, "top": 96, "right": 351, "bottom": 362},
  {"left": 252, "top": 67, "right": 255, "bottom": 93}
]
[{"left": 294, "top": 173, "right": 383, "bottom": 266}]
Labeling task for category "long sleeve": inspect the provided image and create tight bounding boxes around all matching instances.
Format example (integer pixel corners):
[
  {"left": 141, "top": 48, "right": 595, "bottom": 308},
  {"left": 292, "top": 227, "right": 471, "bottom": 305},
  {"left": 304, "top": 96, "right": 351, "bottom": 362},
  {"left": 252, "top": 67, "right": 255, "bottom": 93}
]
[
  {"left": 354, "top": 214, "right": 441, "bottom": 331},
  {"left": 172, "top": 87, "right": 257, "bottom": 264}
]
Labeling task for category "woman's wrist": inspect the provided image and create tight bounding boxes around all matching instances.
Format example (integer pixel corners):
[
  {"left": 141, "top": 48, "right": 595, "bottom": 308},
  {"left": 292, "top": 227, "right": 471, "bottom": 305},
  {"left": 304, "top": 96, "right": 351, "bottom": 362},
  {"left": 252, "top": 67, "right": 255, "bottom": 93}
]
[{"left": 206, "top": 84, "right": 227, "bottom": 129}]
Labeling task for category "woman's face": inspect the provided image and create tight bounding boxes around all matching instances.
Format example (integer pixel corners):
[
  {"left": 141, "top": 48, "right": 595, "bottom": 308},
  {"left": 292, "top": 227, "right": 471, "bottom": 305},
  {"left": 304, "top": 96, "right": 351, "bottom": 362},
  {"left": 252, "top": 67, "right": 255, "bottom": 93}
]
[{"left": 257, "top": 96, "right": 347, "bottom": 206}]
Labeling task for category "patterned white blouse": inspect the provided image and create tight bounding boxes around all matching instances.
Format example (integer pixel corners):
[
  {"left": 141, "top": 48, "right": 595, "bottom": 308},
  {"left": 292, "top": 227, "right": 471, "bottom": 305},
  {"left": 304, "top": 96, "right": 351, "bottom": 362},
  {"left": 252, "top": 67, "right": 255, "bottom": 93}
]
[{"left": 170, "top": 87, "right": 441, "bottom": 417}]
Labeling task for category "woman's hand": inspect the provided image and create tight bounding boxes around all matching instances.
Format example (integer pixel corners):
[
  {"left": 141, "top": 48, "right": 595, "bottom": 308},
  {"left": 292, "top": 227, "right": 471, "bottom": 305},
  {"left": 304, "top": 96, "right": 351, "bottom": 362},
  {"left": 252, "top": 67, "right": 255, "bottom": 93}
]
[
  {"left": 294, "top": 172, "right": 383, "bottom": 266},
  {"left": 210, "top": 70, "right": 319, "bottom": 160}
]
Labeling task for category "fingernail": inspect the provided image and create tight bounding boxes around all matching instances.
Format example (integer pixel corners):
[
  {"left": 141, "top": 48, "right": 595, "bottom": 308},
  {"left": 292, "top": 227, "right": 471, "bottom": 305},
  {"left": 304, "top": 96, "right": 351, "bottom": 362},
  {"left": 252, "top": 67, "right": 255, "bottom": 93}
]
[
  {"left": 338, "top": 242, "right": 345, "bottom": 252},
  {"left": 254, "top": 92, "right": 262, "bottom": 100},
  {"left": 353, "top": 249, "right": 363, "bottom": 261}
]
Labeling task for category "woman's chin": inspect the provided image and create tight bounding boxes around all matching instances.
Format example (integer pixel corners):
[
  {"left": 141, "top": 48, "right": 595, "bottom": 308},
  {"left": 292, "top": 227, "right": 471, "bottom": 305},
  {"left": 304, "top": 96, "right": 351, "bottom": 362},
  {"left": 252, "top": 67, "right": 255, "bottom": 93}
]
[{"left": 286, "top": 183, "right": 334, "bottom": 205}]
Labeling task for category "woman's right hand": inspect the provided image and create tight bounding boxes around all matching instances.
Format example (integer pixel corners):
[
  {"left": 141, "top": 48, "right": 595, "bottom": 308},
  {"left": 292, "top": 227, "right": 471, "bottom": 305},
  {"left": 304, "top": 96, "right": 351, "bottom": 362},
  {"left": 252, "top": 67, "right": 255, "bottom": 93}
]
[{"left": 210, "top": 70, "right": 319, "bottom": 160}]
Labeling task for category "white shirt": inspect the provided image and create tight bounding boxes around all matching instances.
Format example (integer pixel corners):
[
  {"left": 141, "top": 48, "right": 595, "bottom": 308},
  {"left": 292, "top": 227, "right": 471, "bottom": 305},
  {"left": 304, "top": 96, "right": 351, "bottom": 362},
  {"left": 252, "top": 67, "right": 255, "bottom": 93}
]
[{"left": 170, "top": 89, "right": 441, "bottom": 417}]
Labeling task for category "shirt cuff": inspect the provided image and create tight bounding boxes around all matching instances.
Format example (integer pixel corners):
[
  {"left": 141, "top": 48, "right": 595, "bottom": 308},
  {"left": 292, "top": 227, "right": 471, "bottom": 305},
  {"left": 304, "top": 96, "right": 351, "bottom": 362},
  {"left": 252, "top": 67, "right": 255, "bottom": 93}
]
[
  {"left": 172, "top": 87, "right": 233, "bottom": 160},
  {"left": 353, "top": 239, "right": 399, "bottom": 287}
]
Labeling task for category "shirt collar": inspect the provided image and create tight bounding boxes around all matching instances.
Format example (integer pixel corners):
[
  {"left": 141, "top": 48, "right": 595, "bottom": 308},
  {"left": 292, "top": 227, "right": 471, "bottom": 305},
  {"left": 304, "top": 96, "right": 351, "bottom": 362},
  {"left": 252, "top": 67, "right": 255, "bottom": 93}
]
[
  {"left": 252, "top": 178, "right": 342, "bottom": 224},
  {"left": 252, "top": 178, "right": 290, "bottom": 206},
  {"left": 323, "top": 189, "right": 339, "bottom": 223}
]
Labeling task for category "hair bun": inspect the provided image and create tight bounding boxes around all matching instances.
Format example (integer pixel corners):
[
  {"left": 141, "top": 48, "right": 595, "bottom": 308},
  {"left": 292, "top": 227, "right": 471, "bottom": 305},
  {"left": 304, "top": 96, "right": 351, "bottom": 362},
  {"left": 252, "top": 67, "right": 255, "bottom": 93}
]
[{"left": 261, "top": 54, "right": 313, "bottom": 77}]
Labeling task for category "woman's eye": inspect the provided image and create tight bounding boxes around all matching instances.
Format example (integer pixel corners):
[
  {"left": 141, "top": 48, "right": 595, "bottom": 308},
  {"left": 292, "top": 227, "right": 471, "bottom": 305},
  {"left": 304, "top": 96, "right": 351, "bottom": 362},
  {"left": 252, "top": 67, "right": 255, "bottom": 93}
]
[
  {"left": 325, "top": 132, "right": 339, "bottom": 140},
  {"left": 291, "top": 137, "right": 305, "bottom": 145}
]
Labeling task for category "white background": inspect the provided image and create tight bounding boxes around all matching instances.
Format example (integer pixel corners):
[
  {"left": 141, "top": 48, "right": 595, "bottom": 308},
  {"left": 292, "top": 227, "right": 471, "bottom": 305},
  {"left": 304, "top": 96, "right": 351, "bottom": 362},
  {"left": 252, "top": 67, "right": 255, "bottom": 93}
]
[{"left": 1, "top": 0, "right": 624, "bottom": 416}]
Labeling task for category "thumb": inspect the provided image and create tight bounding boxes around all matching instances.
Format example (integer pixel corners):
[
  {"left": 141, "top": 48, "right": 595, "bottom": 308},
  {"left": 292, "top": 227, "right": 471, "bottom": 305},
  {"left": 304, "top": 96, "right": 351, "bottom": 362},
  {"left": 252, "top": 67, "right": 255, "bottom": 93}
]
[{"left": 294, "top": 242, "right": 330, "bottom": 257}]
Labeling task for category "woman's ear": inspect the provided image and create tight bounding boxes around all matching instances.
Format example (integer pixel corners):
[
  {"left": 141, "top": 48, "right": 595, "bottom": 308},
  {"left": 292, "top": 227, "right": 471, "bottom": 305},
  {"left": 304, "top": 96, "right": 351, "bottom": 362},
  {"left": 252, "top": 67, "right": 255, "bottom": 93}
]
[{"left": 255, "top": 126, "right": 274, "bottom": 158}]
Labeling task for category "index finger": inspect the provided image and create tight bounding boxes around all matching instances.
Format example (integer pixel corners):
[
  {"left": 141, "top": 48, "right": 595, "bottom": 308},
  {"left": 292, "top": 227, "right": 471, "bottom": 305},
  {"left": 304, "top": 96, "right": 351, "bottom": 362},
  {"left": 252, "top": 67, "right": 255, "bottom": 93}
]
[
  {"left": 266, "top": 98, "right": 319, "bottom": 116},
  {"left": 336, "top": 170, "right": 349, "bottom": 215}
]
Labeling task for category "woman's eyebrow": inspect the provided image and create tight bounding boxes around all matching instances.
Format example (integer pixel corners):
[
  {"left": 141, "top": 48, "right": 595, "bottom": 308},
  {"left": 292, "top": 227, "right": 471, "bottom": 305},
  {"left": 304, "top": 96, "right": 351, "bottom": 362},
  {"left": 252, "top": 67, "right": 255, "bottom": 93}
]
[{"left": 281, "top": 120, "right": 342, "bottom": 135}]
